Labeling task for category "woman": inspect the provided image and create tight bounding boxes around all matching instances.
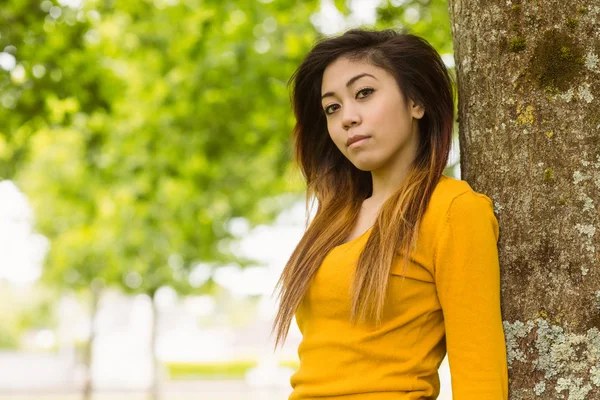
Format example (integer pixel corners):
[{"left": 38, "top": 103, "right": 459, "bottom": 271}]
[{"left": 271, "top": 28, "right": 508, "bottom": 400}]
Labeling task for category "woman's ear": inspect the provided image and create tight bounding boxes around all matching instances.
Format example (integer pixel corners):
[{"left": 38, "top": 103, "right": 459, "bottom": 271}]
[{"left": 411, "top": 101, "right": 425, "bottom": 120}]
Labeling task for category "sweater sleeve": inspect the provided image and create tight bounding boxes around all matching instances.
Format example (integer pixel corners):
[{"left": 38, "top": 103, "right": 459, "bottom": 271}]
[{"left": 433, "top": 191, "right": 508, "bottom": 399}]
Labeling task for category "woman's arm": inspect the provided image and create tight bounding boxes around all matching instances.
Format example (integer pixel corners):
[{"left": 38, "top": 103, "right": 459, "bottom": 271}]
[{"left": 434, "top": 190, "right": 509, "bottom": 400}]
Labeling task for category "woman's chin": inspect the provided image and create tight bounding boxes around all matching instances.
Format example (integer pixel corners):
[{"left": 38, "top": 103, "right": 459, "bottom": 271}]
[{"left": 350, "top": 158, "right": 380, "bottom": 172}]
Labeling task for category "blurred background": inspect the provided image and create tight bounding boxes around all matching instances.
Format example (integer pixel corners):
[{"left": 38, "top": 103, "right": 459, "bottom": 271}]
[{"left": 0, "top": 0, "right": 459, "bottom": 399}]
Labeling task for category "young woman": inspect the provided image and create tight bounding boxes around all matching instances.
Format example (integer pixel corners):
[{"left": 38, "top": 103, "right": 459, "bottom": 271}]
[{"left": 271, "top": 28, "right": 508, "bottom": 400}]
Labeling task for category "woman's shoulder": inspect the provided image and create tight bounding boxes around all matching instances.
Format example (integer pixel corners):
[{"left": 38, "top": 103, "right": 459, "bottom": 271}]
[
  {"left": 427, "top": 174, "right": 495, "bottom": 220},
  {"left": 433, "top": 174, "right": 492, "bottom": 201},
  {"left": 412, "top": 175, "right": 497, "bottom": 265}
]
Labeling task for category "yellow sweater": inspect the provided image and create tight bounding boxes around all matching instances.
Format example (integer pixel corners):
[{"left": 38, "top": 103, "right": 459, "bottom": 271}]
[{"left": 289, "top": 175, "right": 508, "bottom": 399}]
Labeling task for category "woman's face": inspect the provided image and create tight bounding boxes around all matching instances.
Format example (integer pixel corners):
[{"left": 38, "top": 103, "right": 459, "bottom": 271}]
[{"left": 320, "top": 56, "right": 424, "bottom": 172}]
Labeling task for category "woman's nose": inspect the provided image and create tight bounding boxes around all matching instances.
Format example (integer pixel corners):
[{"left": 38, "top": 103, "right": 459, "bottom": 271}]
[{"left": 341, "top": 107, "right": 361, "bottom": 130}]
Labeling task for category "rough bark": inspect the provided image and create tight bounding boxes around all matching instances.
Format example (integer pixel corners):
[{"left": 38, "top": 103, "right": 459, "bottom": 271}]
[{"left": 448, "top": 1, "right": 600, "bottom": 398}]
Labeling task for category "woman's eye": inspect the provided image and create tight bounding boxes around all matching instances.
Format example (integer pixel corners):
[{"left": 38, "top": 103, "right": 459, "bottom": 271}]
[
  {"left": 356, "top": 87, "right": 374, "bottom": 99},
  {"left": 323, "top": 89, "right": 373, "bottom": 115},
  {"left": 324, "top": 104, "right": 339, "bottom": 115}
]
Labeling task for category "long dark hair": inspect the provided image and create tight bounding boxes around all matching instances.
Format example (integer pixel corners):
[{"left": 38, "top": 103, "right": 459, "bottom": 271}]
[{"left": 271, "top": 28, "right": 455, "bottom": 349}]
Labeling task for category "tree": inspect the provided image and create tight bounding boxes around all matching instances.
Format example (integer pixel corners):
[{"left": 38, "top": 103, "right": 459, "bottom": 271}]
[
  {"left": 0, "top": 0, "right": 126, "bottom": 180},
  {"left": 376, "top": 0, "right": 453, "bottom": 55},
  {"left": 449, "top": 0, "right": 600, "bottom": 398},
  {"left": 8, "top": 1, "right": 321, "bottom": 399}
]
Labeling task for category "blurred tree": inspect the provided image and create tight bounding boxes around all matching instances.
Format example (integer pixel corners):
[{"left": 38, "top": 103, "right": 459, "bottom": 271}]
[
  {"left": 2, "top": 0, "right": 456, "bottom": 399},
  {"left": 6, "top": 0, "right": 320, "bottom": 399},
  {"left": 0, "top": 281, "right": 58, "bottom": 350},
  {"left": 375, "top": 0, "right": 452, "bottom": 55},
  {"left": 0, "top": 0, "right": 122, "bottom": 180}
]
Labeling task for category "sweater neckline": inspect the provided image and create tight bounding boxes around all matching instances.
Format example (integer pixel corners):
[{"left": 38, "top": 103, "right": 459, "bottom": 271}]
[{"left": 335, "top": 225, "right": 374, "bottom": 250}]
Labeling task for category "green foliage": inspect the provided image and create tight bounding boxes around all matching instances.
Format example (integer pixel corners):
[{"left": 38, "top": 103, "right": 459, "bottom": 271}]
[
  {"left": 2, "top": 0, "right": 455, "bottom": 299},
  {"left": 375, "top": 0, "right": 453, "bottom": 56},
  {"left": 0, "top": 282, "right": 58, "bottom": 348},
  {"left": 0, "top": 0, "right": 120, "bottom": 179},
  {"left": 4, "top": 0, "right": 321, "bottom": 296},
  {"left": 333, "top": 0, "right": 352, "bottom": 15},
  {"left": 0, "top": 327, "right": 19, "bottom": 350}
]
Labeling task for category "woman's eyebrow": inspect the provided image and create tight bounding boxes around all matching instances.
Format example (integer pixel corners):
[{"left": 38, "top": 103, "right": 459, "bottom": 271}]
[{"left": 321, "top": 73, "right": 377, "bottom": 100}]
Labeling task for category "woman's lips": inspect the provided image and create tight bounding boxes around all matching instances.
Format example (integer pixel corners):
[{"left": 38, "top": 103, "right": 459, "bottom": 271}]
[{"left": 347, "top": 136, "right": 370, "bottom": 148}]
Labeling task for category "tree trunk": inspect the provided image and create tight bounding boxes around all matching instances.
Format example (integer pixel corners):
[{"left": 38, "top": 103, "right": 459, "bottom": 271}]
[
  {"left": 150, "top": 292, "right": 161, "bottom": 400},
  {"left": 448, "top": 0, "right": 600, "bottom": 398},
  {"left": 82, "top": 289, "right": 100, "bottom": 400}
]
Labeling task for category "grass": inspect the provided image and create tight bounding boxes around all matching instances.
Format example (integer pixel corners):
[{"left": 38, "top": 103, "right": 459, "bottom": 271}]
[{"left": 166, "top": 359, "right": 299, "bottom": 379}]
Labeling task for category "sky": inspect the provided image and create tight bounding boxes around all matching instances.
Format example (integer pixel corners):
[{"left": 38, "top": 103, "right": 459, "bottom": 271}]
[{"left": 0, "top": 180, "right": 48, "bottom": 285}]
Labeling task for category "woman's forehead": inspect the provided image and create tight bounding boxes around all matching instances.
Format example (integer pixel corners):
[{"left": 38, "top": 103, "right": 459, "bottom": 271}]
[{"left": 321, "top": 58, "right": 384, "bottom": 93}]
